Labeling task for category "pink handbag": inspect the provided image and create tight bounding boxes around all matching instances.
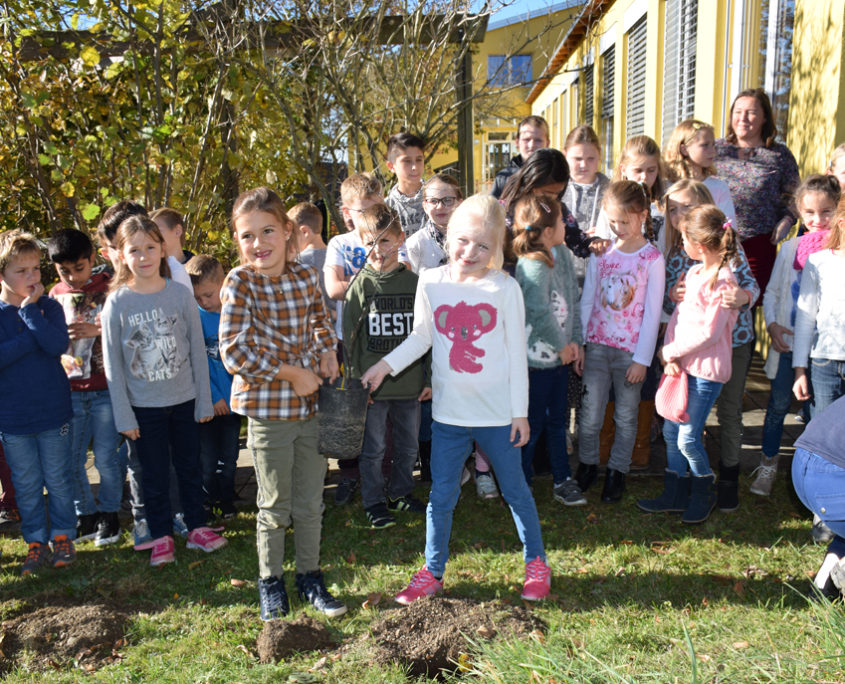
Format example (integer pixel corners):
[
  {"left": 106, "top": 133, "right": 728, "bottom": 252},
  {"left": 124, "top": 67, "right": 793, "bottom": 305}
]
[{"left": 655, "top": 371, "right": 690, "bottom": 423}]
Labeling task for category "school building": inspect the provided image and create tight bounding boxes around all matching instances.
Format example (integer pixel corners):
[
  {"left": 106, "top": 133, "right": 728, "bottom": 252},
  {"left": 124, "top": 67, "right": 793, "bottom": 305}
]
[{"left": 436, "top": 0, "right": 845, "bottom": 190}]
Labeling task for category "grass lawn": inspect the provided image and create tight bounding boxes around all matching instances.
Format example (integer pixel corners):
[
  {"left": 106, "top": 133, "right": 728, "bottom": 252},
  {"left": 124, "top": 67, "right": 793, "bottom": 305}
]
[{"left": 1, "top": 470, "right": 843, "bottom": 683}]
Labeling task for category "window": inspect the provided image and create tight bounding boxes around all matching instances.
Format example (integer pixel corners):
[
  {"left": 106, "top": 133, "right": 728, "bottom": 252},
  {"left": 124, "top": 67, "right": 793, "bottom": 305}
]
[
  {"left": 484, "top": 135, "right": 513, "bottom": 187},
  {"left": 626, "top": 16, "right": 648, "bottom": 139},
  {"left": 584, "top": 64, "right": 594, "bottom": 125},
  {"left": 552, "top": 97, "right": 559, "bottom": 146},
  {"left": 600, "top": 47, "right": 615, "bottom": 174},
  {"left": 487, "top": 55, "right": 532, "bottom": 87},
  {"left": 661, "top": 0, "right": 697, "bottom": 146},
  {"left": 762, "top": 0, "right": 794, "bottom": 142}
]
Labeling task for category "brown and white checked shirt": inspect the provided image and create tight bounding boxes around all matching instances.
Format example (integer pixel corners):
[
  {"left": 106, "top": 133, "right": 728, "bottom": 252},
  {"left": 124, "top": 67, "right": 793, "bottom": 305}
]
[{"left": 219, "top": 263, "right": 337, "bottom": 420}]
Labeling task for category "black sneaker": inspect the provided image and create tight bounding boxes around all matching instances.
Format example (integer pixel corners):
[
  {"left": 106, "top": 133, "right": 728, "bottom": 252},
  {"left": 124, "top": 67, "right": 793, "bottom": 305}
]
[
  {"left": 365, "top": 503, "right": 396, "bottom": 529},
  {"left": 387, "top": 494, "right": 426, "bottom": 513},
  {"left": 218, "top": 500, "right": 237, "bottom": 520},
  {"left": 76, "top": 512, "right": 100, "bottom": 542},
  {"left": 296, "top": 570, "right": 348, "bottom": 617},
  {"left": 95, "top": 512, "right": 121, "bottom": 547},
  {"left": 258, "top": 575, "right": 289, "bottom": 621},
  {"left": 334, "top": 478, "right": 358, "bottom": 506}
]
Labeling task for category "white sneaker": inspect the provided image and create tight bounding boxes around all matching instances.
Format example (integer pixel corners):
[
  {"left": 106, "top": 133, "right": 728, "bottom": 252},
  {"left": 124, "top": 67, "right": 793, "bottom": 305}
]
[
  {"left": 475, "top": 472, "right": 499, "bottom": 499},
  {"left": 749, "top": 456, "right": 778, "bottom": 496}
]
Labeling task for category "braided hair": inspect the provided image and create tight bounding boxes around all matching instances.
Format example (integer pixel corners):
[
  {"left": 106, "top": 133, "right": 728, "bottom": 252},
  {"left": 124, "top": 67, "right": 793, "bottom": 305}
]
[{"left": 512, "top": 193, "right": 561, "bottom": 268}]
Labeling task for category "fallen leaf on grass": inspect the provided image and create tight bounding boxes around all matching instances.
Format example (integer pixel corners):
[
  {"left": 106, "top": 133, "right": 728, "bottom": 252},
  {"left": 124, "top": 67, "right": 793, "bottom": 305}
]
[
  {"left": 346, "top": 551, "right": 356, "bottom": 564},
  {"left": 81, "top": 663, "right": 97, "bottom": 673},
  {"left": 586, "top": 513, "right": 599, "bottom": 524},
  {"left": 650, "top": 541, "right": 673, "bottom": 554},
  {"left": 733, "top": 581, "right": 745, "bottom": 597},
  {"left": 620, "top": 540, "right": 633, "bottom": 545},
  {"left": 188, "top": 560, "right": 203, "bottom": 570},
  {"left": 362, "top": 592, "right": 382, "bottom": 609},
  {"left": 576, "top": 567, "right": 589, "bottom": 574},
  {"left": 733, "top": 641, "right": 750, "bottom": 649},
  {"left": 696, "top": 654, "right": 711, "bottom": 662},
  {"left": 230, "top": 578, "right": 247, "bottom": 587},
  {"left": 530, "top": 630, "right": 545, "bottom": 643},
  {"left": 236, "top": 644, "right": 255, "bottom": 659},
  {"left": 309, "top": 656, "right": 328, "bottom": 671},
  {"left": 476, "top": 625, "right": 496, "bottom": 639}
]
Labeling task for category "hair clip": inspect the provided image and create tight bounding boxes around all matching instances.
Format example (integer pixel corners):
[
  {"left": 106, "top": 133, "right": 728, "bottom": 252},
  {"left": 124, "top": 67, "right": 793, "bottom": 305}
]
[
  {"left": 525, "top": 224, "right": 541, "bottom": 233},
  {"left": 538, "top": 201, "right": 551, "bottom": 214},
  {"left": 690, "top": 121, "right": 703, "bottom": 131},
  {"left": 722, "top": 219, "right": 732, "bottom": 231}
]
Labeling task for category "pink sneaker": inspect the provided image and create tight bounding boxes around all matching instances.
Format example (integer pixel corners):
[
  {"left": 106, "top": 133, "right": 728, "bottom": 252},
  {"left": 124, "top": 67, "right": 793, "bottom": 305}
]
[
  {"left": 150, "top": 535, "right": 175, "bottom": 566},
  {"left": 395, "top": 566, "right": 443, "bottom": 605},
  {"left": 521, "top": 557, "right": 551, "bottom": 600},
  {"left": 186, "top": 526, "right": 228, "bottom": 553}
]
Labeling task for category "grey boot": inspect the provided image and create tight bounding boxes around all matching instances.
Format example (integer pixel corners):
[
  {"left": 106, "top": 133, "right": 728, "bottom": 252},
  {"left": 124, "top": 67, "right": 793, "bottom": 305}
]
[
  {"left": 637, "top": 470, "right": 690, "bottom": 513},
  {"left": 682, "top": 473, "right": 717, "bottom": 524}
]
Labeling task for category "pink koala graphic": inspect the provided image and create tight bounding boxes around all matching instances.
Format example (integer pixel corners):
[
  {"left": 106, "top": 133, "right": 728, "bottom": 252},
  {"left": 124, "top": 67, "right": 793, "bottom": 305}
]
[{"left": 434, "top": 301, "right": 497, "bottom": 374}]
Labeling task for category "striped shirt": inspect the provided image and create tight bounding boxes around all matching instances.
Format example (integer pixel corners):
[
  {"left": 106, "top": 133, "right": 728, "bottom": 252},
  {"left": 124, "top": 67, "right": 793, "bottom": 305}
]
[{"left": 219, "top": 263, "right": 336, "bottom": 420}]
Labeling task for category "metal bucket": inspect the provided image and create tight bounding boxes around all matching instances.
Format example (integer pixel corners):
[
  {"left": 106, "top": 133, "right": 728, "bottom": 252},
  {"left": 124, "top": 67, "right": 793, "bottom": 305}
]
[{"left": 317, "top": 377, "right": 369, "bottom": 458}]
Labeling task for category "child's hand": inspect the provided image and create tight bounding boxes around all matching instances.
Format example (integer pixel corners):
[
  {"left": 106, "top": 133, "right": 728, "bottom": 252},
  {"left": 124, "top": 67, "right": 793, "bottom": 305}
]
[
  {"left": 510, "top": 417, "right": 530, "bottom": 448},
  {"left": 418, "top": 387, "right": 432, "bottom": 402},
  {"left": 670, "top": 273, "right": 686, "bottom": 303},
  {"left": 67, "top": 320, "right": 101, "bottom": 339},
  {"left": 588, "top": 238, "right": 611, "bottom": 255},
  {"left": 319, "top": 351, "right": 339, "bottom": 383},
  {"left": 771, "top": 216, "right": 794, "bottom": 244},
  {"left": 360, "top": 360, "right": 393, "bottom": 393},
  {"left": 720, "top": 284, "right": 750, "bottom": 310},
  {"left": 122, "top": 428, "right": 140, "bottom": 440},
  {"left": 20, "top": 283, "right": 44, "bottom": 308},
  {"left": 768, "top": 322, "right": 792, "bottom": 353},
  {"left": 213, "top": 398, "right": 230, "bottom": 416},
  {"left": 663, "top": 361, "right": 681, "bottom": 377},
  {"left": 289, "top": 367, "right": 321, "bottom": 397},
  {"left": 625, "top": 362, "right": 647, "bottom": 384},
  {"left": 793, "top": 368, "right": 811, "bottom": 401},
  {"left": 558, "top": 342, "right": 579, "bottom": 366},
  {"left": 198, "top": 415, "right": 214, "bottom": 423},
  {"left": 574, "top": 346, "right": 585, "bottom": 376}
]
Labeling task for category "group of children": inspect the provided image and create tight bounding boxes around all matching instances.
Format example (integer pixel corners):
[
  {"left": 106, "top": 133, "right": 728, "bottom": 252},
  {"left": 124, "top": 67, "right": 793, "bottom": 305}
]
[{"left": 2, "top": 111, "right": 845, "bottom": 616}]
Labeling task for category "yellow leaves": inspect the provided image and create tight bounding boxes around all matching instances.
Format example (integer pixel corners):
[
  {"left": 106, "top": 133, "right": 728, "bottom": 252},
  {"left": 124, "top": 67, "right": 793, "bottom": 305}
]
[
  {"left": 59, "top": 181, "right": 75, "bottom": 197},
  {"left": 80, "top": 46, "right": 100, "bottom": 68}
]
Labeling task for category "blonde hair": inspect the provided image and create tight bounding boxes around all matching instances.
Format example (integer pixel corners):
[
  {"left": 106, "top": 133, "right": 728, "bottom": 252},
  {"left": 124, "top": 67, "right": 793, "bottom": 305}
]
[
  {"left": 446, "top": 194, "right": 506, "bottom": 271},
  {"left": 826, "top": 195, "right": 845, "bottom": 251},
  {"left": 828, "top": 143, "right": 845, "bottom": 172},
  {"left": 679, "top": 205, "right": 740, "bottom": 288},
  {"left": 110, "top": 216, "right": 172, "bottom": 292},
  {"left": 563, "top": 124, "right": 601, "bottom": 153},
  {"left": 603, "top": 180, "right": 655, "bottom": 242},
  {"left": 340, "top": 173, "right": 383, "bottom": 206},
  {"left": 662, "top": 179, "right": 715, "bottom": 254},
  {"left": 512, "top": 193, "right": 560, "bottom": 268},
  {"left": 613, "top": 135, "right": 666, "bottom": 200},
  {"left": 664, "top": 120, "right": 716, "bottom": 182},
  {"left": 231, "top": 187, "right": 298, "bottom": 270},
  {"left": 288, "top": 202, "right": 323, "bottom": 234},
  {"left": 0, "top": 230, "right": 41, "bottom": 274}
]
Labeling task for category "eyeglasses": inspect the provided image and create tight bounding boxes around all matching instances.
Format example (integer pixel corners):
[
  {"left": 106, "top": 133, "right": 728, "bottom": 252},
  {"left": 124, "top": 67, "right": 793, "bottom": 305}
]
[{"left": 423, "top": 196, "right": 458, "bottom": 207}]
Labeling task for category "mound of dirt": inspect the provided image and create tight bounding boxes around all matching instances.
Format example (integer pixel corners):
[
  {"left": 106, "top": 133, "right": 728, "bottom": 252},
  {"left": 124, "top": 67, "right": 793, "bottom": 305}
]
[
  {"left": 368, "top": 596, "right": 545, "bottom": 678},
  {"left": 256, "top": 614, "right": 336, "bottom": 664},
  {"left": 0, "top": 603, "right": 130, "bottom": 673}
]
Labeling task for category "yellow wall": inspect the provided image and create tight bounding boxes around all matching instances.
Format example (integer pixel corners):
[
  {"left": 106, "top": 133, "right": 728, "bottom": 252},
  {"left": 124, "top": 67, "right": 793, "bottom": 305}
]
[{"left": 788, "top": 0, "right": 845, "bottom": 175}]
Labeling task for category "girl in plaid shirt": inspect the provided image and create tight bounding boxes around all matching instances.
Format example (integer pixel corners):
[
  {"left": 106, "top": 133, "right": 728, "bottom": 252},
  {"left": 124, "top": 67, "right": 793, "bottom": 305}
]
[{"left": 219, "top": 187, "right": 346, "bottom": 621}]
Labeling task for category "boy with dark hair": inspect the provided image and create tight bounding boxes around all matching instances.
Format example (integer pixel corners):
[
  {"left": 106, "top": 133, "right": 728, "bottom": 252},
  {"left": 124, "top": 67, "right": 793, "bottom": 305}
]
[
  {"left": 48, "top": 228, "right": 124, "bottom": 546},
  {"left": 386, "top": 132, "right": 427, "bottom": 238},
  {"left": 343, "top": 204, "right": 429, "bottom": 529},
  {"left": 0, "top": 230, "right": 76, "bottom": 574},
  {"left": 185, "top": 254, "right": 241, "bottom": 519},
  {"left": 491, "top": 115, "right": 550, "bottom": 199},
  {"left": 291, "top": 202, "right": 332, "bottom": 321}
]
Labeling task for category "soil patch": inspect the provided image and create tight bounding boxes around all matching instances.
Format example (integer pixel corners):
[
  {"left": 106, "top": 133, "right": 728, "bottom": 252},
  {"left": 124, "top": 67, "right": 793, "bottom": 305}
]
[
  {"left": 0, "top": 603, "right": 130, "bottom": 674},
  {"left": 256, "top": 614, "right": 336, "bottom": 664},
  {"left": 367, "top": 596, "right": 545, "bottom": 678}
]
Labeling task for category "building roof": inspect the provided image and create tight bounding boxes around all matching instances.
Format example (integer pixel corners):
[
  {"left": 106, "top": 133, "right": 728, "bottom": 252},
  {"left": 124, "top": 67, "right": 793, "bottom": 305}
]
[
  {"left": 525, "top": 0, "right": 613, "bottom": 104},
  {"left": 487, "top": 0, "right": 584, "bottom": 31}
]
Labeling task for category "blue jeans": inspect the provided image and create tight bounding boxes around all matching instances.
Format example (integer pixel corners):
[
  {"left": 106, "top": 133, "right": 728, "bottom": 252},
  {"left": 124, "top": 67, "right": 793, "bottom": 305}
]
[
  {"left": 762, "top": 352, "right": 794, "bottom": 459},
  {"left": 0, "top": 423, "right": 77, "bottom": 543},
  {"left": 426, "top": 421, "right": 545, "bottom": 578},
  {"left": 199, "top": 412, "right": 242, "bottom": 504},
  {"left": 523, "top": 365, "right": 570, "bottom": 486},
  {"left": 70, "top": 390, "right": 125, "bottom": 515},
  {"left": 132, "top": 401, "right": 206, "bottom": 539},
  {"left": 360, "top": 399, "right": 420, "bottom": 509},
  {"left": 809, "top": 358, "right": 845, "bottom": 419},
  {"left": 663, "top": 375, "right": 723, "bottom": 476},
  {"left": 792, "top": 447, "right": 845, "bottom": 539},
  {"left": 579, "top": 343, "right": 643, "bottom": 473}
]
